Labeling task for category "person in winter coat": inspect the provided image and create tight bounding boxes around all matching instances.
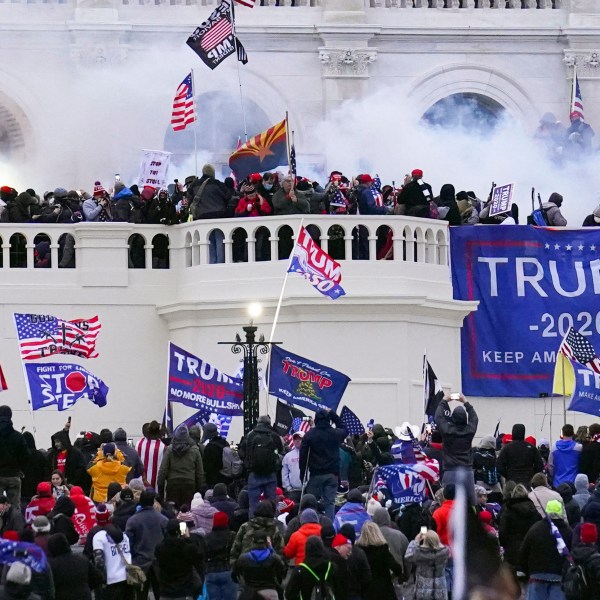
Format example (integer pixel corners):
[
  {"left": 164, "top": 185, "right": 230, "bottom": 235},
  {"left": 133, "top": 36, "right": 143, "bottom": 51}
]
[
  {"left": 202, "top": 423, "right": 230, "bottom": 488},
  {"left": 47, "top": 428, "right": 88, "bottom": 491},
  {"left": 7, "top": 191, "right": 37, "bottom": 223},
  {"left": 581, "top": 485, "right": 600, "bottom": 533},
  {"left": 32, "top": 516, "right": 52, "bottom": 555},
  {"left": 47, "top": 532, "right": 102, "bottom": 600},
  {"left": 0, "top": 563, "right": 38, "bottom": 600},
  {"left": 233, "top": 530, "right": 287, "bottom": 600},
  {"left": 372, "top": 506, "right": 409, "bottom": 570},
  {"left": 136, "top": 420, "right": 165, "bottom": 490},
  {"left": 396, "top": 169, "right": 434, "bottom": 218},
  {"left": 190, "top": 492, "right": 217, "bottom": 534},
  {"left": 284, "top": 508, "right": 322, "bottom": 565},
  {"left": 188, "top": 164, "right": 233, "bottom": 221},
  {"left": 209, "top": 483, "right": 239, "bottom": 520},
  {"left": 572, "top": 522, "right": 600, "bottom": 600},
  {"left": 549, "top": 424, "right": 582, "bottom": 486},
  {"left": 404, "top": 530, "right": 450, "bottom": 600},
  {"left": 0, "top": 406, "right": 30, "bottom": 509},
  {"left": 67, "top": 486, "right": 96, "bottom": 545},
  {"left": 541, "top": 192, "right": 567, "bottom": 226},
  {"left": 93, "top": 522, "right": 134, "bottom": 600},
  {"left": 155, "top": 519, "right": 204, "bottom": 599},
  {"left": 0, "top": 495, "right": 25, "bottom": 537},
  {"left": 432, "top": 485, "right": 455, "bottom": 547},
  {"left": 20, "top": 432, "right": 49, "bottom": 507},
  {"left": 580, "top": 423, "right": 600, "bottom": 483},
  {"left": 583, "top": 205, "right": 600, "bottom": 227},
  {"left": 497, "top": 424, "right": 545, "bottom": 487},
  {"left": 574, "top": 473, "right": 591, "bottom": 510},
  {"left": 230, "top": 501, "right": 284, "bottom": 567},
  {"left": 284, "top": 494, "right": 333, "bottom": 544},
  {"left": 111, "top": 428, "right": 143, "bottom": 482},
  {"left": 336, "top": 524, "right": 373, "bottom": 600},
  {"left": 157, "top": 425, "right": 205, "bottom": 508},
  {"left": 49, "top": 496, "right": 78, "bottom": 546},
  {"left": 434, "top": 183, "right": 461, "bottom": 226},
  {"left": 300, "top": 408, "right": 348, "bottom": 522},
  {"left": 356, "top": 522, "right": 403, "bottom": 600},
  {"left": 557, "top": 482, "right": 581, "bottom": 527},
  {"left": 126, "top": 490, "right": 168, "bottom": 600},
  {"left": 25, "top": 483, "right": 55, "bottom": 524},
  {"left": 333, "top": 489, "right": 371, "bottom": 538},
  {"left": 111, "top": 487, "right": 137, "bottom": 532},
  {"left": 285, "top": 536, "right": 339, "bottom": 600},
  {"left": 472, "top": 435, "right": 500, "bottom": 492},
  {"left": 528, "top": 473, "right": 566, "bottom": 519},
  {"left": 82, "top": 183, "right": 112, "bottom": 222},
  {"left": 112, "top": 183, "right": 139, "bottom": 223},
  {"left": 87, "top": 443, "right": 130, "bottom": 503},
  {"left": 497, "top": 483, "right": 541, "bottom": 571},
  {"left": 204, "top": 512, "right": 237, "bottom": 600},
  {"left": 434, "top": 395, "right": 478, "bottom": 503},
  {"left": 520, "top": 499, "right": 572, "bottom": 597},
  {"left": 272, "top": 176, "right": 310, "bottom": 215},
  {"left": 147, "top": 188, "right": 177, "bottom": 225}
]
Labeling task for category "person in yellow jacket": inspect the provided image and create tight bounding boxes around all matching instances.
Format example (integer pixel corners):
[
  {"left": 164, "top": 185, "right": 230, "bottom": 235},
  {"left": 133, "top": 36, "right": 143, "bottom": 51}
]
[{"left": 87, "top": 443, "right": 130, "bottom": 503}]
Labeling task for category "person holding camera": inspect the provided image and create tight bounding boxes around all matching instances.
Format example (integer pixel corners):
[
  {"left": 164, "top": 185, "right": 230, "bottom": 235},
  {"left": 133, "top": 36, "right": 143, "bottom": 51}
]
[{"left": 404, "top": 529, "right": 449, "bottom": 600}]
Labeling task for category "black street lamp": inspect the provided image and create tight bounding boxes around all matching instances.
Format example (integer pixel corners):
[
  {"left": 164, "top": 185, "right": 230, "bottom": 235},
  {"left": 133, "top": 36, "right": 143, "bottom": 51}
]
[{"left": 219, "top": 323, "right": 279, "bottom": 435}]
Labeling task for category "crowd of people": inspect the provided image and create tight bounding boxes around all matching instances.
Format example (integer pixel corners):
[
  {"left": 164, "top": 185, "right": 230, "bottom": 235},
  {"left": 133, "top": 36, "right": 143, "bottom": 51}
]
[{"left": 1, "top": 396, "right": 600, "bottom": 599}]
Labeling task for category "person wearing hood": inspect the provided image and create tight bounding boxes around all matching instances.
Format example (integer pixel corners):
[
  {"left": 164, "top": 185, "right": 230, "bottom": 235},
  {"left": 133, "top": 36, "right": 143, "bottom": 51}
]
[
  {"left": 112, "top": 428, "right": 143, "bottom": 482},
  {"left": 372, "top": 506, "right": 409, "bottom": 570},
  {"left": 33, "top": 240, "right": 51, "bottom": 268},
  {"left": 233, "top": 530, "right": 287, "bottom": 600},
  {"left": 574, "top": 473, "right": 591, "bottom": 509},
  {"left": 572, "top": 522, "right": 600, "bottom": 600},
  {"left": 20, "top": 432, "right": 49, "bottom": 507},
  {"left": 471, "top": 435, "right": 500, "bottom": 492},
  {"left": 125, "top": 490, "right": 167, "bottom": 600},
  {"left": 147, "top": 187, "right": 177, "bottom": 225},
  {"left": 136, "top": 420, "right": 165, "bottom": 490},
  {"left": 47, "top": 532, "right": 103, "bottom": 600},
  {"left": 157, "top": 425, "right": 205, "bottom": 508},
  {"left": 210, "top": 483, "right": 238, "bottom": 520},
  {"left": 583, "top": 204, "right": 600, "bottom": 227},
  {"left": 238, "top": 416, "right": 284, "bottom": 519},
  {"left": 0, "top": 406, "right": 30, "bottom": 510},
  {"left": 520, "top": 499, "right": 572, "bottom": 597},
  {"left": 112, "top": 181, "right": 140, "bottom": 223},
  {"left": 540, "top": 192, "right": 567, "bottom": 226},
  {"left": 230, "top": 500, "right": 284, "bottom": 567},
  {"left": 557, "top": 482, "right": 581, "bottom": 527},
  {"left": 333, "top": 490, "right": 371, "bottom": 538},
  {"left": 87, "top": 442, "right": 130, "bottom": 503},
  {"left": 204, "top": 511, "right": 237, "bottom": 600},
  {"left": 434, "top": 395, "right": 478, "bottom": 504},
  {"left": 190, "top": 492, "right": 217, "bottom": 534},
  {"left": 7, "top": 190, "right": 37, "bottom": 223},
  {"left": 549, "top": 423, "right": 582, "bottom": 486},
  {"left": 434, "top": 183, "right": 461, "bottom": 226},
  {"left": 49, "top": 496, "right": 78, "bottom": 545},
  {"left": 497, "top": 483, "right": 541, "bottom": 572},
  {"left": 284, "top": 494, "right": 333, "bottom": 544},
  {"left": 496, "top": 424, "right": 544, "bottom": 487},
  {"left": 0, "top": 494, "right": 25, "bottom": 537},
  {"left": 47, "top": 426, "right": 88, "bottom": 491},
  {"left": 25, "top": 483, "right": 55, "bottom": 524},
  {"left": 284, "top": 508, "right": 322, "bottom": 565},
  {"left": 0, "top": 563, "right": 39, "bottom": 600},
  {"left": 300, "top": 408, "right": 348, "bottom": 522},
  {"left": 93, "top": 520, "right": 134, "bottom": 600},
  {"left": 202, "top": 423, "right": 230, "bottom": 488},
  {"left": 68, "top": 486, "right": 96, "bottom": 545}
]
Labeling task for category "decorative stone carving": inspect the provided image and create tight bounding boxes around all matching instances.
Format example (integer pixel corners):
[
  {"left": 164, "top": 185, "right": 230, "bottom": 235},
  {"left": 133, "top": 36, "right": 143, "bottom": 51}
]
[
  {"left": 70, "top": 45, "right": 127, "bottom": 65},
  {"left": 563, "top": 51, "right": 600, "bottom": 77},
  {"left": 319, "top": 48, "right": 377, "bottom": 78}
]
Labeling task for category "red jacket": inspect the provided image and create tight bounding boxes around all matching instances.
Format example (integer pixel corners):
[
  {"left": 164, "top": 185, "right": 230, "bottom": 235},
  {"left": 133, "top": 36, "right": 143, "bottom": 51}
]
[
  {"left": 284, "top": 522, "right": 322, "bottom": 565},
  {"left": 25, "top": 494, "right": 55, "bottom": 523},
  {"left": 433, "top": 500, "right": 455, "bottom": 547},
  {"left": 234, "top": 194, "right": 272, "bottom": 218}
]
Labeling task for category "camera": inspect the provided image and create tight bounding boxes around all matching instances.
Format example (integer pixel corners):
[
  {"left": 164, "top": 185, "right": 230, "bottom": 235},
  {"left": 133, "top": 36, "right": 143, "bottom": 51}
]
[{"left": 450, "top": 393, "right": 461, "bottom": 401}]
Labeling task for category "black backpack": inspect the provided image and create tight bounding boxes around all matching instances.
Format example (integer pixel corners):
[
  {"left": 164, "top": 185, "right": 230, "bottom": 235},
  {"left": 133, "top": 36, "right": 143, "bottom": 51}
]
[
  {"left": 299, "top": 562, "right": 335, "bottom": 600},
  {"left": 562, "top": 561, "right": 590, "bottom": 600},
  {"left": 248, "top": 431, "right": 281, "bottom": 475},
  {"left": 473, "top": 448, "right": 498, "bottom": 486}
]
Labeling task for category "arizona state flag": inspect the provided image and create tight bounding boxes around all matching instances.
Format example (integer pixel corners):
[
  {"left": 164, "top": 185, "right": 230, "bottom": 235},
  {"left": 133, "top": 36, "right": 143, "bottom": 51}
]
[{"left": 229, "top": 119, "right": 288, "bottom": 180}]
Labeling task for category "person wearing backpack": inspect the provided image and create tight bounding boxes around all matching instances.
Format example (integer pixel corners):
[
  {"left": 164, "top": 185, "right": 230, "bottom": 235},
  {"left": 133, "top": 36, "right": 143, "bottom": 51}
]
[
  {"left": 569, "top": 522, "right": 600, "bottom": 600},
  {"left": 285, "top": 536, "right": 340, "bottom": 600},
  {"left": 472, "top": 435, "right": 500, "bottom": 492},
  {"left": 203, "top": 423, "right": 231, "bottom": 488},
  {"left": 497, "top": 424, "right": 545, "bottom": 488},
  {"left": 239, "top": 416, "right": 284, "bottom": 519}
]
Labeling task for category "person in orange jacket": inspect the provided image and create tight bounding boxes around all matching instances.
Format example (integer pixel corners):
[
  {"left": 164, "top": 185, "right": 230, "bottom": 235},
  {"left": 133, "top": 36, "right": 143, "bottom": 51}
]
[
  {"left": 87, "top": 443, "right": 130, "bottom": 503},
  {"left": 432, "top": 484, "right": 455, "bottom": 547},
  {"left": 284, "top": 508, "right": 322, "bottom": 565}
]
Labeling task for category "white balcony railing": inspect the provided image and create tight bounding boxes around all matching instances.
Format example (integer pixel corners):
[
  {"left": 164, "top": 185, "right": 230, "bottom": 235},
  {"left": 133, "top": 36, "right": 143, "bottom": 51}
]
[
  {"left": 367, "top": 0, "right": 561, "bottom": 8},
  {"left": 0, "top": 215, "right": 449, "bottom": 273}
]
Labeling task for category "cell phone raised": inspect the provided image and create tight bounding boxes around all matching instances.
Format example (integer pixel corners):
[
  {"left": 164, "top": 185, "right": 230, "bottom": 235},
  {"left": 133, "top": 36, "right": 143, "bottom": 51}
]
[
  {"left": 179, "top": 522, "right": 187, "bottom": 535},
  {"left": 420, "top": 526, "right": 428, "bottom": 535},
  {"left": 450, "top": 393, "right": 461, "bottom": 401}
]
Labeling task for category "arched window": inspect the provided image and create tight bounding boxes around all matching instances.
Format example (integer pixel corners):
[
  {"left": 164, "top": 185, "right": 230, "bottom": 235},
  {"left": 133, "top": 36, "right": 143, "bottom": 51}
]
[
  {"left": 128, "top": 234, "right": 146, "bottom": 269},
  {"left": 277, "top": 225, "right": 294, "bottom": 260},
  {"left": 33, "top": 233, "right": 51, "bottom": 268},
  {"left": 152, "top": 234, "right": 169, "bottom": 269},
  {"left": 376, "top": 225, "right": 393, "bottom": 261},
  {"left": 327, "top": 225, "right": 345, "bottom": 260},
  {"left": 232, "top": 228, "right": 248, "bottom": 263},
  {"left": 9, "top": 233, "right": 26, "bottom": 268}
]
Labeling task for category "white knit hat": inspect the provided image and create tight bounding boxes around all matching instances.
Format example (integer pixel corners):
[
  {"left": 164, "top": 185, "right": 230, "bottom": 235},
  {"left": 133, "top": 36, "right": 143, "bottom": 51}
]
[
  {"left": 6, "top": 562, "right": 31, "bottom": 585},
  {"left": 191, "top": 492, "right": 204, "bottom": 509}
]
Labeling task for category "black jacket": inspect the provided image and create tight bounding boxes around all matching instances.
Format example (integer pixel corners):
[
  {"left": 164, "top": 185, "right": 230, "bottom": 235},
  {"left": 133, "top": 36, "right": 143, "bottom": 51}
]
[
  {"left": 155, "top": 535, "right": 204, "bottom": 598},
  {"left": 191, "top": 176, "right": 233, "bottom": 220},
  {"left": 47, "top": 431, "right": 89, "bottom": 490},
  {"left": 239, "top": 423, "right": 284, "bottom": 476},
  {"left": 111, "top": 500, "right": 137, "bottom": 532},
  {"left": 557, "top": 483, "right": 582, "bottom": 527},
  {"left": 204, "top": 436, "right": 230, "bottom": 487},
  {"left": 0, "top": 417, "right": 29, "bottom": 478},
  {"left": 205, "top": 526, "right": 234, "bottom": 573},
  {"left": 21, "top": 433, "right": 49, "bottom": 502},
  {"left": 498, "top": 496, "right": 541, "bottom": 567},
  {"left": 50, "top": 497, "right": 79, "bottom": 546},
  {"left": 300, "top": 410, "right": 347, "bottom": 479},
  {"left": 285, "top": 557, "right": 338, "bottom": 600},
  {"left": 358, "top": 544, "right": 403, "bottom": 600},
  {"left": 581, "top": 489, "right": 600, "bottom": 532},
  {"left": 497, "top": 427, "right": 544, "bottom": 486},
  {"left": 520, "top": 518, "right": 572, "bottom": 576},
  {"left": 232, "top": 549, "right": 286, "bottom": 599},
  {"left": 434, "top": 400, "right": 478, "bottom": 469},
  {"left": 572, "top": 543, "right": 600, "bottom": 600},
  {"left": 580, "top": 442, "right": 600, "bottom": 484},
  {"left": 397, "top": 179, "right": 433, "bottom": 218}
]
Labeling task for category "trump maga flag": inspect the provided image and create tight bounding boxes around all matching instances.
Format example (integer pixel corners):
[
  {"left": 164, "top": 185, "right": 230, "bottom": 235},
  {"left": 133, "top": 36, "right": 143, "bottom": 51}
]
[
  {"left": 25, "top": 363, "right": 109, "bottom": 411},
  {"left": 168, "top": 343, "right": 243, "bottom": 416},
  {"left": 268, "top": 345, "right": 350, "bottom": 413},
  {"left": 288, "top": 226, "right": 346, "bottom": 300},
  {"left": 451, "top": 226, "right": 600, "bottom": 397},
  {"left": 229, "top": 119, "right": 288, "bottom": 180}
]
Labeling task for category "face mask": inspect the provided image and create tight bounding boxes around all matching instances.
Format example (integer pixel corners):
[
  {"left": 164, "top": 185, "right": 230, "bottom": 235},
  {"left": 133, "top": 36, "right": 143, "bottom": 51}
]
[{"left": 263, "top": 183, "right": 273, "bottom": 191}]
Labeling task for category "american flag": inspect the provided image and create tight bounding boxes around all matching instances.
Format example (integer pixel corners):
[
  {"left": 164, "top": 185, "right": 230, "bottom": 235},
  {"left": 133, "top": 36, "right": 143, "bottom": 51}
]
[
  {"left": 200, "top": 18, "right": 233, "bottom": 51},
  {"left": 559, "top": 327, "right": 600, "bottom": 374},
  {"left": 0, "top": 364, "right": 6, "bottom": 392},
  {"left": 181, "top": 409, "right": 233, "bottom": 440},
  {"left": 340, "top": 405, "right": 365, "bottom": 436},
  {"left": 571, "top": 68, "right": 585, "bottom": 121},
  {"left": 236, "top": 39, "right": 248, "bottom": 65},
  {"left": 329, "top": 188, "right": 347, "bottom": 209},
  {"left": 14, "top": 313, "right": 101, "bottom": 361},
  {"left": 235, "top": 0, "right": 256, "bottom": 6},
  {"left": 290, "top": 144, "right": 297, "bottom": 178},
  {"left": 0, "top": 539, "right": 47, "bottom": 574},
  {"left": 171, "top": 73, "right": 195, "bottom": 132},
  {"left": 291, "top": 416, "right": 311, "bottom": 435}
]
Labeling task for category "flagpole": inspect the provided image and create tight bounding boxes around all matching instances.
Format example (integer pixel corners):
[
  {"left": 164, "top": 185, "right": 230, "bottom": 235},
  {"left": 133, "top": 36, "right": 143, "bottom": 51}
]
[
  {"left": 165, "top": 342, "right": 173, "bottom": 435},
  {"left": 562, "top": 353, "right": 567, "bottom": 424},
  {"left": 570, "top": 64, "right": 577, "bottom": 118},
  {"left": 264, "top": 217, "right": 305, "bottom": 415},
  {"left": 231, "top": 2, "right": 248, "bottom": 141},
  {"left": 13, "top": 315, "right": 37, "bottom": 441},
  {"left": 191, "top": 68, "right": 198, "bottom": 177},
  {"left": 422, "top": 351, "right": 427, "bottom": 426},
  {"left": 285, "top": 112, "right": 292, "bottom": 176}
]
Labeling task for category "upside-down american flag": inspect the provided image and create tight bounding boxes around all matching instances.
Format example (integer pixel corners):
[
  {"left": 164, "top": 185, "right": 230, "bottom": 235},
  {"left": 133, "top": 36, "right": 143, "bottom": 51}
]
[
  {"left": 571, "top": 69, "right": 585, "bottom": 121},
  {"left": 14, "top": 313, "right": 101, "bottom": 360},
  {"left": 171, "top": 73, "right": 195, "bottom": 132}
]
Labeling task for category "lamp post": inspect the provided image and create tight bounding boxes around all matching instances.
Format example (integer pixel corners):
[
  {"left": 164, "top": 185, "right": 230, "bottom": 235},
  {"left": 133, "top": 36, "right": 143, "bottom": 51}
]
[{"left": 219, "top": 306, "right": 279, "bottom": 435}]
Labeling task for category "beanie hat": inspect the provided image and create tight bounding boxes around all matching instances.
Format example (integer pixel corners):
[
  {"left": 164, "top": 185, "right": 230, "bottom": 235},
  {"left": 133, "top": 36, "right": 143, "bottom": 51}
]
[
  {"left": 120, "top": 488, "right": 134, "bottom": 502},
  {"left": 525, "top": 435, "right": 537, "bottom": 446},
  {"left": 249, "top": 173, "right": 262, "bottom": 184},
  {"left": 32, "top": 516, "right": 51, "bottom": 533},
  {"left": 6, "top": 562, "right": 31, "bottom": 586},
  {"left": 546, "top": 499, "right": 563, "bottom": 515},
  {"left": 2, "top": 531, "right": 19, "bottom": 541},
  {"left": 202, "top": 164, "right": 216, "bottom": 178},
  {"left": 347, "top": 489, "right": 363, "bottom": 504},
  {"left": 213, "top": 511, "right": 229, "bottom": 528},
  {"left": 128, "top": 478, "right": 144, "bottom": 493},
  {"left": 213, "top": 483, "right": 228, "bottom": 498},
  {"left": 581, "top": 522, "right": 598, "bottom": 544},
  {"left": 93, "top": 181, "right": 106, "bottom": 197},
  {"left": 0, "top": 406, "right": 12, "bottom": 419},
  {"left": 411, "top": 169, "right": 423, "bottom": 178},
  {"left": 103, "top": 442, "right": 116, "bottom": 456},
  {"left": 201, "top": 423, "right": 218, "bottom": 442},
  {"left": 191, "top": 492, "right": 204, "bottom": 509},
  {"left": 478, "top": 510, "right": 493, "bottom": 525},
  {"left": 53, "top": 187, "right": 68, "bottom": 199},
  {"left": 95, "top": 503, "right": 111, "bottom": 525},
  {"left": 300, "top": 508, "right": 319, "bottom": 524},
  {"left": 357, "top": 174, "right": 373, "bottom": 184},
  {"left": 37, "top": 482, "right": 51, "bottom": 497},
  {"left": 332, "top": 534, "right": 351, "bottom": 548},
  {"left": 258, "top": 415, "right": 271, "bottom": 425}
]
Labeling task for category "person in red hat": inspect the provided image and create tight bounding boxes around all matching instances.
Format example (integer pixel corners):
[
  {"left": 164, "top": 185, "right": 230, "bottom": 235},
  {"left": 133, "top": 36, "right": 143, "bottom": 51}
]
[
  {"left": 234, "top": 174, "right": 272, "bottom": 261},
  {"left": 396, "top": 168, "right": 434, "bottom": 219},
  {"left": 25, "top": 482, "right": 56, "bottom": 524},
  {"left": 572, "top": 522, "right": 600, "bottom": 592},
  {"left": 567, "top": 110, "right": 595, "bottom": 151}
]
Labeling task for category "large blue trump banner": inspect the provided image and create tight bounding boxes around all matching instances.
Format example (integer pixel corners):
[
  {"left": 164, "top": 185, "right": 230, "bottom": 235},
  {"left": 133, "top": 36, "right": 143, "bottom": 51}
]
[
  {"left": 565, "top": 359, "right": 600, "bottom": 417},
  {"left": 451, "top": 226, "right": 600, "bottom": 397},
  {"left": 168, "top": 343, "right": 243, "bottom": 416},
  {"left": 268, "top": 345, "right": 350, "bottom": 413}
]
